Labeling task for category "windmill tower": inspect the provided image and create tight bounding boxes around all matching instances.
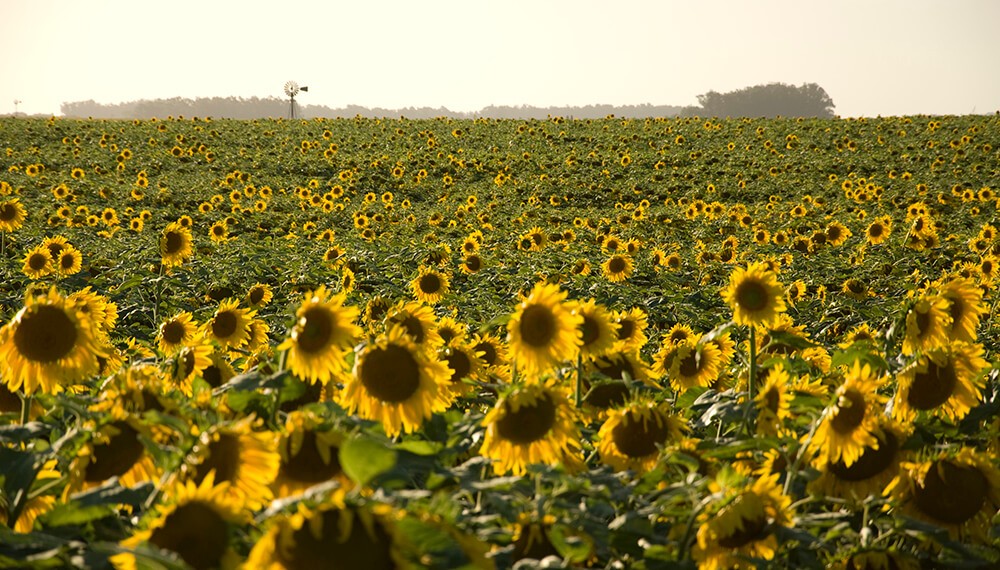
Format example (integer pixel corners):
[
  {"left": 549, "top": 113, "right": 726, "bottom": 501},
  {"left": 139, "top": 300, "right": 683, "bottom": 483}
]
[{"left": 284, "top": 81, "right": 309, "bottom": 119}]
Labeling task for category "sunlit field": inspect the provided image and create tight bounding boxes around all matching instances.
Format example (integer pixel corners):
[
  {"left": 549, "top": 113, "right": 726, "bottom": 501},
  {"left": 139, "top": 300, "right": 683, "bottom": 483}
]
[{"left": 0, "top": 113, "right": 998, "bottom": 569}]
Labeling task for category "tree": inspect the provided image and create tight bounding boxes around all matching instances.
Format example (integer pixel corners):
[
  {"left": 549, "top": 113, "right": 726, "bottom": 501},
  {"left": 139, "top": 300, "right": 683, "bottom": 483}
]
[{"left": 686, "top": 83, "right": 835, "bottom": 118}]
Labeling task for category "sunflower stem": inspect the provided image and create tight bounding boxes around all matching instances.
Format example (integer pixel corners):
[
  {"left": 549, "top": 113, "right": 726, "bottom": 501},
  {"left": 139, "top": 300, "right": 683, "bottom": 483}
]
[
  {"left": 19, "top": 393, "right": 32, "bottom": 425},
  {"left": 744, "top": 326, "right": 758, "bottom": 435},
  {"left": 575, "top": 354, "right": 583, "bottom": 408}
]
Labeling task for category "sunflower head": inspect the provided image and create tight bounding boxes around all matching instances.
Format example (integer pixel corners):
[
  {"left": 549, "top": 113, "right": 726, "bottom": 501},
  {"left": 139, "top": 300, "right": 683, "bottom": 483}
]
[
  {"left": 597, "top": 399, "right": 687, "bottom": 473},
  {"left": 278, "top": 285, "right": 360, "bottom": 385},
  {"left": 506, "top": 282, "right": 582, "bottom": 377},
  {"left": 721, "top": 262, "right": 786, "bottom": 327}
]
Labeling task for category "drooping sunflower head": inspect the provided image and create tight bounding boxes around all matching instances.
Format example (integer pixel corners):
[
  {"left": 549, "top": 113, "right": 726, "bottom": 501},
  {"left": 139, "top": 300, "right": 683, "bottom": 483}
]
[
  {"left": 506, "top": 282, "right": 582, "bottom": 377},
  {"left": 338, "top": 325, "right": 453, "bottom": 438},
  {"left": 568, "top": 299, "right": 619, "bottom": 361},
  {"left": 721, "top": 262, "right": 786, "bottom": 327},
  {"left": 278, "top": 285, "right": 360, "bottom": 385},
  {"left": 480, "top": 382, "right": 582, "bottom": 476},
  {"left": 66, "top": 416, "right": 160, "bottom": 497},
  {"left": 811, "top": 418, "right": 909, "bottom": 503},
  {"left": 935, "top": 277, "right": 986, "bottom": 343},
  {"left": 597, "top": 399, "right": 687, "bottom": 473},
  {"left": 0, "top": 288, "right": 104, "bottom": 395},
  {"left": 892, "top": 341, "right": 987, "bottom": 423},
  {"left": 886, "top": 447, "right": 1000, "bottom": 543},
  {"left": 440, "top": 341, "right": 486, "bottom": 398},
  {"left": 754, "top": 363, "right": 793, "bottom": 436},
  {"left": 273, "top": 410, "right": 352, "bottom": 498}
]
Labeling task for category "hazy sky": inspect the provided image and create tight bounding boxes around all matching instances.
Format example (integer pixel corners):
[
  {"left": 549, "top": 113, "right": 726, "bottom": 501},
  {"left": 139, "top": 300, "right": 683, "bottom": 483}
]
[{"left": 2, "top": 0, "right": 999, "bottom": 117}]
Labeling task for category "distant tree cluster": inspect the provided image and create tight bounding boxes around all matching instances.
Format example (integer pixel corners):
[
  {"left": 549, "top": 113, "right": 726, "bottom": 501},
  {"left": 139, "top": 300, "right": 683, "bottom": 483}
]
[
  {"left": 59, "top": 97, "right": 685, "bottom": 120},
  {"left": 681, "top": 83, "right": 836, "bottom": 118}
]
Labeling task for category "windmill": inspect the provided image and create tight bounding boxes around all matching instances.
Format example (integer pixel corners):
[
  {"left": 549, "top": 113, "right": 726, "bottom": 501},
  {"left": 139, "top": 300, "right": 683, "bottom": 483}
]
[{"left": 284, "top": 81, "right": 308, "bottom": 119}]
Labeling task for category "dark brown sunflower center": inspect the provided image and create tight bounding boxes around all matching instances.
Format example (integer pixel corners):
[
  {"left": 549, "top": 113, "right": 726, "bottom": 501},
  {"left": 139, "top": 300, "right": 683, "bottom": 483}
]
[
  {"left": 496, "top": 394, "right": 556, "bottom": 444},
  {"left": 60, "top": 253, "right": 76, "bottom": 269},
  {"left": 13, "top": 304, "right": 78, "bottom": 363},
  {"left": 519, "top": 304, "right": 556, "bottom": 348},
  {"left": 828, "top": 431, "right": 898, "bottom": 482},
  {"left": 149, "top": 501, "right": 229, "bottom": 570},
  {"left": 211, "top": 311, "right": 239, "bottom": 340},
  {"left": 735, "top": 280, "right": 769, "bottom": 311},
  {"left": 914, "top": 307, "right": 931, "bottom": 339},
  {"left": 195, "top": 432, "right": 241, "bottom": 485},
  {"left": 608, "top": 256, "right": 627, "bottom": 273},
  {"left": 360, "top": 344, "right": 421, "bottom": 403},
  {"left": 580, "top": 316, "right": 601, "bottom": 347},
  {"left": 846, "top": 280, "right": 865, "bottom": 295},
  {"left": 617, "top": 320, "right": 635, "bottom": 341},
  {"left": 397, "top": 315, "right": 425, "bottom": 344},
  {"left": 907, "top": 359, "right": 957, "bottom": 411},
  {"left": 85, "top": 421, "right": 145, "bottom": 482},
  {"left": 28, "top": 253, "right": 49, "bottom": 271},
  {"left": 445, "top": 349, "right": 472, "bottom": 383},
  {"left": 595, "top": 356, "right": 636, "bottom": 382},
  {"left": 0, "top": 204, "right": 16, "bottom": 221},
  {"left": 611, "top": 412, "right": 671, "bottom": 458},
  {"left": 913, "top": 460, "right": 988, "bottom": 525},
  {"left": 419, "top": 273, "right": 442, "bottom": 294},
  {"left": 583, "top": 381, "right": 630, "bottom": 410},
  {"left": 512, "top": 523, "right": 560, "bottom": 562},
  {"left": 946, "top": 299, "right": 964, "bottom": 331},
  {"left": 164, "top": 231, "right": 184, "bottom": 254},
  {"left": 868, "top": 224, "right": 884, "bottom": 238},
  {"left": 678, "top": 350, "right": 700, "bottom": 378},
  {"left": 47, "top": 243, "right": 65, "bottom": 258},
  {"left": 203, "top": 364, "right": 225, "bottom": 388},
  {"left": 464, "top": 255, "right": 482, "bottom": 271},
  {"left": 282, "top": 508, "right": 395, "bottom": 570},
  {"left": 212, "top": 225, "right": 225, "bottom": 236},
  {"left": 764, "top": 386, "right": 781, "bottom": 414},
  {"left": 831, "top": 388, "right": 866, "bottom": 434},
  {"left": 474, "top": 341, "right": 498, "bottom": 367},
  {"left": 280, "top": 430, "right": 342, "bottom": 483},
  {"left": 297, "top": 307, "right": 334, "bottom": 353},
  {"left": 180, "top": 348, "right": 196, "bottom": 378},
  {"left": 717, "top": 513, "right": 769, "bottom": 549},
  {"left": 0, "top": 384, "right": 21, "bottom": 413},
  {"left": 249, "top": 287, "right": 266, "bottom": 305},
  {"left": 161, "top": 320, "right": 187, "bottom": 344}
]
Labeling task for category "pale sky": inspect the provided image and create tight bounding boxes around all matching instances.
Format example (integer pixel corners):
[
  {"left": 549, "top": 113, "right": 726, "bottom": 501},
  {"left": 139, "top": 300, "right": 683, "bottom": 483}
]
[{"left": 2, "top": 0, "right": 999, "bottom": 117}]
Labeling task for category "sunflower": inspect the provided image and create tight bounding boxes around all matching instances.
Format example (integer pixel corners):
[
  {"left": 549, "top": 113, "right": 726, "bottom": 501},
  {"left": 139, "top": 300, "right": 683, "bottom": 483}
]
[
  {"left": 885, "top": 448, "right": 1000, "bottom": 542},
  {"left": 65, "top": 417, "right": 160, "bottom": 497},
  {"left": 208, "top": 220, "right": 229, "bottom": 242},
  {"left": 601, "top": 253, "right": 634, "bottom": 282},
  {"left": 692, "top": 472, "right": 793, "bottom": 570},
  {"left": 828, "top": 548, "right": 919, "bottom": 570},
  {"left": 825, "top": 221, "right": 852, "bottom": 246},
  {"left": 754, "top": 364, "right": 793, "bottom": 437},
  {"left": 159, "top": 221, "right": 193, "bottom": 267},
  {"left": 435, "top": 315, "right": 468, "bottom": 346},
  {"left": 54, "top": 244, "right": 83, "bottom": 276},
  {"left": 597, "top": 399, "right": 686, "bottom": 473},
  {"left": 203, "top": 298, "right": 255, "bottom": 350},
  {"left": 588, "top": 350, "right": 657, "bottom": 387},
  {"left": 172, "top": 334, "right": 215, "bottom": 395},
  {"left": 506, "top": 282, "right": 582, "bottom": 377},
  {"left": 654, "top": 336, "right": 722, "bottom": 392},
  {"left": 278, "top": 285, "right": 361, "bottom": 385},
  {"left": 0, "top": 288, "right": 103, "bottom": 395},
  {"left": 21, "top": 244, "right": 53, "bottom": 279},
  {"left": 935, "top": 277, "right": 986, "bottom": 342},
  {"left": 157, "top": 311, "right": 198, "bottom": 354},
  {"left": 384, "top": 300, "right": 442, "bottom": 349},
  {"left": 612, "top": 308, "right": 649, "bottom": 352},
  {"left": 480, "top": 381, "right": 582, "bottom": 475},
  {"left": 410, "top": 265, "right": 450, "bottom": 304},
  {"left": 91, "top": 363, "right": 177, "bottom": 422},
  {"left": 114, "top": 473, "right": 246, "bottom": 570},
  {"left": 810, "top": 418, "right": 908, "bottom": 502},
  {"left": 809, "top": 363, "right": 887, "bottom": 468},
  {"left": 246, "top": 282, "right": 274, "bottom": 308},
  {"left": 892, "top": 341, "right": 988, "bottom": 422},
  {"left": 841, "top": 278, "right": 870, "bottom": 301},
  {"left": 901, "top": 295, "right": 952, "bottom": 355},
  {"left": 338, "top": 325, "right": 453, "bottom": 438},
  {"left": 67, "top": 287, "right": 117, "bottom": 338},
  {"left": 461, "top": 253, "right": 483, "bottom": 274},
  {"left": 184, "top": 418, "right": 280, "bottom": 510},
  {"left": 721, "top": 262, "right": 786, "bottom": 328},
  {"left": 568, "top": 299, "right": 619, "bottom": 361},
  {"left": 245, "top": 502, "right": 411, "bottom": 569},
  {"left": 440, "top": 341, "right": 486, "bottom": 397},
  {"left": 272, "top": 410, "right": 352, "bottom": 498},
  {"left": 864, "top": 216, "right": 892, "bottom": 245},
  {"left": 0, "top": 198, "right": 27, "bottom": 232}
]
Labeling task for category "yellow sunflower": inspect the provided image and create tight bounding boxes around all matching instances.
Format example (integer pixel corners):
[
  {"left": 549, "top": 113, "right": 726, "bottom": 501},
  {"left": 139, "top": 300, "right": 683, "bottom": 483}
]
[
  {"left": 384, "top": 300, "right": 443, "bottom": 349},
  {"left": 810, "top": 418, "right": 909, "bottom": 502},
  {"left": 721, "top": 262, "right": 786, "bottom": 328},
  {"left": 901, "top": 294, "right": 952, "bottom": 355},
  {"left": 65, "top": 417, "right": 160, "bottom": 498},
  {"left": 754, "top": 364, "right": 793, "bottom": 437},
  {"left": 67, "top": 286, "right": 117, "bottom": 338},
  {"left": 183, "top": 418, "right": 280, "bottom": 510},
  {"left": 692, "top": 472, "right": 793, "bottom": 570},
  {"left": 113, "top": 472, "right": 246, "bottom": 570},
  {"left": 21, "top": 244, "right": 53, "bottom": 279},
  {"left": 410, "top": 265, "right": 451, "bottom": 304},
  {"left": 569, "top": 298, "right": 619, "bottom": 361},
  {"left": 172, "top": 334, "right": 215, "bottom": 396},
  {"left": 480, "top": 381, "right": 582, "bottom": 475},
  {"left": 203, "top": 298, "right": 255, "bottom": 350},
  {"left": 935, "top": 277, "right": 986, "bottom": 343},
  {"left": 245, "top": 501, "right": 411, "bottom": 569},
  {"left": 597, "top": 399, "right": 687, "bottom": 473},
  {"left": 0, "top": 198, "right": 27, "bottom": 232},
  {"left": 157, "top": 311, "right": 198, "bottom": 354},
  {"left": 435, "top": 315, "right": 468, "bottom": 346},
  {"left": 471, "top": 332, "right": 511, "bottom": 383},
  {"left": 601, "top": 253, "right": 634, "bottom": 282},
  {"left": 891, "top": 341, "right": 988, "bottom": 422},
  {"left": 653, "top": 336, "right": 722, "bottom": 392},
  {"left": 159, "top": 221, "right": 194, "bottom": 267},
  {"left": 208, "top": 220, "right": 229, "bottom": 242},
  {"left": 0, "top": 288, "right": 104, "bottom": 395},
  {"left": 278, "top": 285, "right": 361, "bottom": 385},
  {"left": 338, "top": 325, "right": 453, "bottom": 438},
  {"left": 440, "top": 341, "right": 486, "bottom": 397},
  {"left": 612, "top": 307, "right": 649, "bottom": 352},
  {"left": 809, "top": 363, "right": 887, "bottom": 468},
  {"left": 272, "top": 410, "right": 353, "bottom": 498},
  {"left": 246, "top": 282, "right": 274, "bottom": 308},
  {"left": 506, "top": 282, "right": 582, "bottom": 377},
  {"left": 55, "top": 244, "right": 83, "bottom": 276},
  {"left": 885, "top": 447, "right": 1000, "bottom": 543}
]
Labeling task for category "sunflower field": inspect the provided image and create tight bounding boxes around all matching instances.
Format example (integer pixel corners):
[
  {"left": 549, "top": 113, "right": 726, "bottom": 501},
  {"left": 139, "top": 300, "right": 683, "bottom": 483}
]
[{"left": 0, "top": 113, "right": 998, "bottom": 569}]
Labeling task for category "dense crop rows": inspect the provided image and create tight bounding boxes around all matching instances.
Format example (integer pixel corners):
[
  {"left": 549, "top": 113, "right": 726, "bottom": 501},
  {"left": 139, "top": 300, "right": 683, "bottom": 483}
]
[{"left": 0, "top": 113, "right": 997, "bottom": 569}]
